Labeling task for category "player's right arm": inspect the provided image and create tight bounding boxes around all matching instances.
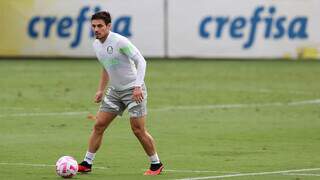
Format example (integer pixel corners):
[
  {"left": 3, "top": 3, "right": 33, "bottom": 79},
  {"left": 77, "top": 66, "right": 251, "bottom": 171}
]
[{"left": 94, "top": 68, "right": 109, "bottom": 103}]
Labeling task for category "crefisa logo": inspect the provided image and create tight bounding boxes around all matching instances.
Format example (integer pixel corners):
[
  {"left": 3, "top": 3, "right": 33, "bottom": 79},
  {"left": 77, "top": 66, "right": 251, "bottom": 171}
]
[
  {"left": 27, "top": 6, "right": 132, "bottom": 48},
  {"left": 27, "top": 5, "right": 309, "bottom": 50},
  {"left": 199, "top": 6, "right": 309, "bottom": 49}
]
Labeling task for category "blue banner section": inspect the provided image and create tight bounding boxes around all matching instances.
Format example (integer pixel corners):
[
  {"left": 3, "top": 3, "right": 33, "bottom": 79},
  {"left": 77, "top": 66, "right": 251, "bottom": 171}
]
[
  {"left": 0, "top": 0, "right": 318, "bottom": 58},
  {"left": 27, "top": 6, "right": 132, "bottom": 48},
  {"left": 199, "top": 6, "right": 308, "bottom": 49}
]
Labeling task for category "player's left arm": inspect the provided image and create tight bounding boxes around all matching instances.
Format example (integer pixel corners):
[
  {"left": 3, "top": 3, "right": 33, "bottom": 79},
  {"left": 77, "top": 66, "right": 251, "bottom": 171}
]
[{"left": 119, "top": 39, "right": 146, "bottom": 103}]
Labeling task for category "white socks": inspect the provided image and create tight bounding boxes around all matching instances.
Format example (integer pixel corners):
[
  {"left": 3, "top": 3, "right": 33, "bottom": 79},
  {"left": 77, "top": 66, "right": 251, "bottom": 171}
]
[
  {"left": 149, "top": 153, "right": 160, "bottom": 164},
  {"left": 84, "top": 151, "right": 96, "bottom": 165},
  {"left": 84, "top": 151, "right": 160, "bottom": 165}
]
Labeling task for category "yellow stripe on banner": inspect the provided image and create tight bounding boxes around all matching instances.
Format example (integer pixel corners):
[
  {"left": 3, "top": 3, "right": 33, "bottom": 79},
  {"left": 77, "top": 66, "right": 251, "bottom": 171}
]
[
  {"left": 0, "top": 1, "right": 35, "bottom": 55},
  {"left": 297, "top": 47, "right": 320, "bottom": 60}
]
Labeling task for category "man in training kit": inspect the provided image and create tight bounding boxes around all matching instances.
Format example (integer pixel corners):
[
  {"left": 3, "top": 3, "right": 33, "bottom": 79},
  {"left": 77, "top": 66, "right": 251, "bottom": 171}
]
[{"left": 77, "top": 11, "right": 164, "bottom": 176}]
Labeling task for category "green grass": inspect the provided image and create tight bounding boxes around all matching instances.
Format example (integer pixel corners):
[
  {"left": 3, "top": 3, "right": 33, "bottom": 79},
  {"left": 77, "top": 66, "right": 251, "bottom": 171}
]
[{"left": 1, "top": 59, "right": 320, "bottom": 180}]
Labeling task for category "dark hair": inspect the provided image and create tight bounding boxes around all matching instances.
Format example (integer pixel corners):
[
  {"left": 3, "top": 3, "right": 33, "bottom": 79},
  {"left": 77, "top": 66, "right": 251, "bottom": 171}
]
[{"left": 91, "top": 11, "right": 112, "bottom": 25}]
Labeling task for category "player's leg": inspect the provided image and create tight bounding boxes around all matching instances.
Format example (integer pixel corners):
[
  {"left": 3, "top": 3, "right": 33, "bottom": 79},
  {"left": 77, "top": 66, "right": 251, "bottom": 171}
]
[
  {"left": 130, "top": 115, "right": 164, "bottom": 175},
  {"left": 88, "top": 111, "right": 117, "bottom": 153},
  {"left": 130, "top": 115, "right": 156, "bottom": 156},
  {"left": 79, "top": 88, "right": 123, "bottom": 172},
  {"left": 78, "top": 111, "right": 117, "bottom": 172},
  {"left": 123, "top": 85, "right": 163, "bottom": 175}
]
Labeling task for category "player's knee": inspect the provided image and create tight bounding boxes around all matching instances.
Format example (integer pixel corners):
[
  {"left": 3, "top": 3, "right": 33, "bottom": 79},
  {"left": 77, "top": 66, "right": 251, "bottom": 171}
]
[
  {"left": 131, "top": 127, "right": 145, "bottom": 138},
  {"left": 93, "top": 122, "right": 106, "bottom": 135}
]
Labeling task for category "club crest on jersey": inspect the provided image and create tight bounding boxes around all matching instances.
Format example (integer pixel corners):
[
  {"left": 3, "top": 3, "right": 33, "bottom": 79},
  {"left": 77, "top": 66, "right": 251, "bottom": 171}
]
[{"left": 107, "top": 46, "right": 113, "bottom": 54}]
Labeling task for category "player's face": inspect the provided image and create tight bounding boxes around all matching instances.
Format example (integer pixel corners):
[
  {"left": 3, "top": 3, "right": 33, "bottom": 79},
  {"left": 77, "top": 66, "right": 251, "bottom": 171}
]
[{"left": 91, "top": 19, "right": 111, "bottom": 40}]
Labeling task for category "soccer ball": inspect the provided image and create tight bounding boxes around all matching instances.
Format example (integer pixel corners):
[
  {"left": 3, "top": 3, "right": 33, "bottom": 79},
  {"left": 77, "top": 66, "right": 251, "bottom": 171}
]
[{"left": 55, "top": 156, "right": 78, "bottom": 178}]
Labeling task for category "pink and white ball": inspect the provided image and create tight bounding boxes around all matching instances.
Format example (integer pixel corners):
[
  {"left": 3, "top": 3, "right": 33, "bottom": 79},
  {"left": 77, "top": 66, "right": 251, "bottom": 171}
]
[{"left": 55, "top": 156, "right": 78, "bottom": 178}]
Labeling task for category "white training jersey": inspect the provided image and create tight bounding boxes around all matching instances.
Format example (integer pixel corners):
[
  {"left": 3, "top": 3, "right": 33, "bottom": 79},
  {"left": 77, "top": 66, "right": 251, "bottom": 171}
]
[{"left": 93, "top": 31, "right": 146, "bottom": 91}]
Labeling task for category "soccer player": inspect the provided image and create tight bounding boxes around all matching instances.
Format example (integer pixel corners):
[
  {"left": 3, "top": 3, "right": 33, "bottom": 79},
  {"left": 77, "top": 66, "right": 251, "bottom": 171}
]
[{"left": 77, "top": 11, "right": 164, "bottom": 176}]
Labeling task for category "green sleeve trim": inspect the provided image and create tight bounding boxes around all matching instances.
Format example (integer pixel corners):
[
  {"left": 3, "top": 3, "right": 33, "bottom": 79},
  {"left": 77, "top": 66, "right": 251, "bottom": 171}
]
[{"left": 119, "top": 44, "right": 134, "bottom": 56}]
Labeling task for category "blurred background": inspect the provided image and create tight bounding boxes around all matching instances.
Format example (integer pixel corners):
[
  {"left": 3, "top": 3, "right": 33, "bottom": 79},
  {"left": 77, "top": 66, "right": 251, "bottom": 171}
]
[{"left": 1, "top": 0, "right": 319, "bottom": 59}]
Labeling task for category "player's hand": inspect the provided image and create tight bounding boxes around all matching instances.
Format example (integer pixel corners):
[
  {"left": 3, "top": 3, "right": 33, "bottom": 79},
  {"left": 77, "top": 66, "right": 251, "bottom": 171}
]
[
  {"left": 132, "top": 86, "right": 144, "bottom": 104},
  {"left": 94, "top": 90, "right": 104, "bottom": 103}
]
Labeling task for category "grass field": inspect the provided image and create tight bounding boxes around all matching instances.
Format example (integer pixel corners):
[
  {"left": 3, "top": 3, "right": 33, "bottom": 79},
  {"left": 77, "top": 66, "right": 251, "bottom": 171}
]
[{"left": 1, "top": 59, "right": 320, "bottom": 180}]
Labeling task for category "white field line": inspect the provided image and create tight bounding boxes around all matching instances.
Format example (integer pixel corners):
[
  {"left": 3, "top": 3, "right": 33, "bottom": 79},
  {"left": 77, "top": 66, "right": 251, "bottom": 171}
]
[
  {"left": 0, "top": 111, "right": 89, "bottom": 118},
  {"left": 152, "top": 98, "right": 320, "bottom": 112},
  {"left": 0, "top": 162, "right": 237, "bottom": 173},
  {"left": 176, "top": 168, "right": 320, "bottom": 180},
  {"left": 163, "top": 169, "right": 239, "bottom": 174},
  {"left": 0, "top": 162, "right": 107, "bottom": 170},
  {"left": 283, "top": 173, "right": 320, "bottom": 177},
  {"left": 250, "top": 89, "right": 314, "bottom": 95},
  {"left": 0, "top": 89, "right": 315, "bottom": 112},
  {"left": 2, "top": 162, "right": 320, "bottom": 178},
  {"left": 1, "top": 98, "right": 320, "bottom": 118}
]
